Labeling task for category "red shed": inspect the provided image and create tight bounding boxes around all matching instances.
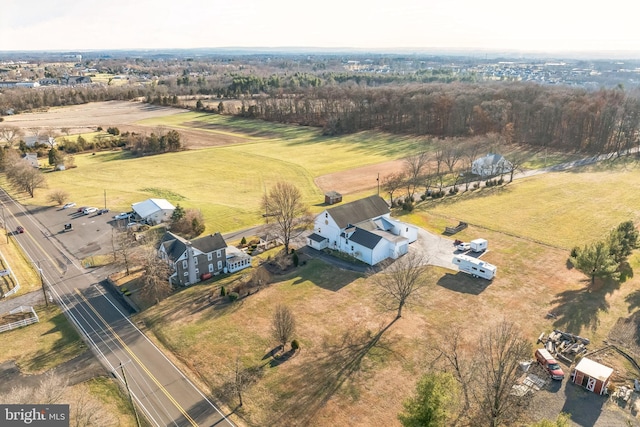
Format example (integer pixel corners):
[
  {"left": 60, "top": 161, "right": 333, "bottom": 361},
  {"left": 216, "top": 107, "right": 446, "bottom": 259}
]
[{"left": 571, "top": 357, "right": 614, "bottom": 395}]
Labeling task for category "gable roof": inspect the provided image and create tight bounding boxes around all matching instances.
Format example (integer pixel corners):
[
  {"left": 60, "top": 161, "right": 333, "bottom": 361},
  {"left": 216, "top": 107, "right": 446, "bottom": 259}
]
[
  {"left": 160, "top": 231, "right": 187, "bottom": 261},
  {"left": 191, "top": 232, "right": 227, "bottom": 253},
  {"left": 574, "top": 357, "right": 613, "bottom": 382},
  {"left": 348, "top": 228, "right": 383, "bottom": 250},
  {"left": 160, "top": 231, "right": 227, "bottom": 260},
  {"left": 132, "top": 198, "right": 175, "bottom": 218},
  {"left": 326, "top": 195, "right": 389, "bottom": 229}
]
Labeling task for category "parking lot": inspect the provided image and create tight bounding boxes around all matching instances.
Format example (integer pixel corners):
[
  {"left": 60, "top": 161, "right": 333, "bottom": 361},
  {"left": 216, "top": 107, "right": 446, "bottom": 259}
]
[{"left": 28, "top": 204, "right": 132, "bottom": 260}]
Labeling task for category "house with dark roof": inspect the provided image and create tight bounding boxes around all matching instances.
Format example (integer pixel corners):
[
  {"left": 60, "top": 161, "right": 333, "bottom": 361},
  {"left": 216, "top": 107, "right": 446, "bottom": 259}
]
[
  {"left": 307, "top": 195, "right": 418, "bottom": 265},
  {"left": 158, "top": 231, "right": 250, "bottom": 286}
]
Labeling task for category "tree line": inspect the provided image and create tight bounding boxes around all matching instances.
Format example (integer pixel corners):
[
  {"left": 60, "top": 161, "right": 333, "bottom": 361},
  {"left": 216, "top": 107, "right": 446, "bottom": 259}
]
[{"left": 248, "top": 83, "right": 640, "bottom": 154}]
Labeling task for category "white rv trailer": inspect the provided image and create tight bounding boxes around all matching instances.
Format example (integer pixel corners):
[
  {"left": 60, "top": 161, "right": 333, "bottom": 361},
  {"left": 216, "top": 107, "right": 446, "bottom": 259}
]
[
  {"left": 452, "top": 254, "right": 496, "bottom": 280},
  {"left": 470, "top": 238, "right": 488, "bottom": 253}
]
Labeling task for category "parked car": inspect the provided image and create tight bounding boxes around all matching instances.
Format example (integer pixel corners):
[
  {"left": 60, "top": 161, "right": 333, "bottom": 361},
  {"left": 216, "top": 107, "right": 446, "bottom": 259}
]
[
  {"left": 16, "top": 226, "right": 24, "bottom": 234},
  {"left": 457, "top": 242, "right": 471, "bottom": 251},
  {"left": 535, "top": 348, "right": 565, "bottom": 380},
  {"left": 82, "top": 207, "right": 98, "bottom": 215},
  {"left": 97, "top": 209, "right": 109, "bottom": 215},
  {"left": 77, "top": 206, "right": 87, "bottom": 213},
  {"left": 113, "top": 212, "right": 131, "bottom": 220},
  {"left": 62, "top": 202, "right": 76, "bottom": 209},
  {"left": 126, "top": 222, "right": 140, "bottom": 231}
]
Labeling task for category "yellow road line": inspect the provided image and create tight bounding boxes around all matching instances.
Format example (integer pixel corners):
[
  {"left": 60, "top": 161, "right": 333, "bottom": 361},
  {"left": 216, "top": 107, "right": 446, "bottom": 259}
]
[{"left": 75, "top": 289, "right": 198, "bottom": 426}]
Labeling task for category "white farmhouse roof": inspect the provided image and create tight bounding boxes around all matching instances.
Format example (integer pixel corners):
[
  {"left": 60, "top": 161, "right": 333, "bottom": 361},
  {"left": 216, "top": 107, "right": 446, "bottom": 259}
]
[
  {"left": 132, "top": 198, "right": 175, "bottom": 218},
  {"left": 574, "top": 357, "right": 614, "bottom": 382}
]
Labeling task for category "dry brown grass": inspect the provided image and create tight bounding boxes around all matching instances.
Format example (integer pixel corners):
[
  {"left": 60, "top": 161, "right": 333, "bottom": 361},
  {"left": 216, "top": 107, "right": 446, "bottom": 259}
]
[{"left": 137, "top": 221, "right": 596, "bottom": 426}]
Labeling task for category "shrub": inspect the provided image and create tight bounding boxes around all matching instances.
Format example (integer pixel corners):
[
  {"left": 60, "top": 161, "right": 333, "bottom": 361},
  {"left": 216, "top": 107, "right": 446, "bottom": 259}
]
[
  {"left": 292, "top": 252, "right": 299, "bottom": 267},
  {"left": 402, "top": 201, "right": 414, "bottom": 212},
  {"left": 291, "top": 339, "right": 300, "bottom": 351},
  {"left": 570, "top": 246, "right": 580, "bottom": 258},
  {"left": 228, "top": 292, "right": 239, "bottom": 302},
  {"left": 220, "top": 285, "right": 226, "bottom": 297},
  {"left": 420, "top": 193, "right": 427, "bottom": 201},
  {"left": 240, "top": 236, "right": 247, "bottom": 246}
]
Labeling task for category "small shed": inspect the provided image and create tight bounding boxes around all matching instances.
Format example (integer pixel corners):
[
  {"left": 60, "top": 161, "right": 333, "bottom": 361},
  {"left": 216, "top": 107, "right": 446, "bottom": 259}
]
[
  {"left": 571, "top": 357, "right": 614, "bottom": 395},
  {"left": 325, "top": 191, "right": 342, "bottom": 205}
]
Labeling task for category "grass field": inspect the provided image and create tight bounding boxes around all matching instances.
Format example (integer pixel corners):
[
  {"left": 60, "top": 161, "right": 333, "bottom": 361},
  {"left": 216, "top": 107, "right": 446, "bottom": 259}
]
[
  {"left": 423, "top": 159, "right": 640, "bottom": 249},
  {"left": 135, "top": 155, "right": 640, "bottom": 426},
  {"left": 0, "top": 304, "right": 138, "bottom": 425},
  {"left": 0, "top": 304, "right": 85, "bottom": 373},
  {"left": 29, "top": 113, "right": 427, "bottom": 234}
]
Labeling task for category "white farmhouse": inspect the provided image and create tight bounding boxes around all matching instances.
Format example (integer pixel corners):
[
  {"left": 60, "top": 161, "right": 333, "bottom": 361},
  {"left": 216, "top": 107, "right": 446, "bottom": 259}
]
[
  {"left": 131, "top": 198, "right": 175, "bottom": 225},
  {"left": 307, "top": 195, "right": 418, "bottom": 265},
  {"left": 472, "top": 153, "right": 512, "bottom": 178}
]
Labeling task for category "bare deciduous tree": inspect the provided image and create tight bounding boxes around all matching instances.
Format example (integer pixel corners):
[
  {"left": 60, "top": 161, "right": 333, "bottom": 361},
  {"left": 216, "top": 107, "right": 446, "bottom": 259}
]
[
  {"left": 370, "top": 252, "right": 427, "bottom": 319},
  {"left": 112, "top": 229, "right": 140, "bottom": 276},
  {"left": 436, "top": 328, "right": 474, "bottom": 414},
  {"left": 262, "top": 181, "right": 312, "bottom": 253},
  {"left": 47, "top": 189, "right": 70, "bottom": 205},
  {"left": 404, "top": 152, "right": 429, "bottom": 199},
  {"left": 5, "top": 159, "right": 46, "bottom": 197},
  {"left": 382, "top": 171, "right": 407, "bottom": 206},
  {"left": 271, "top": 304, "right": 296, "bottom": 350},
  {"left": 474, "top": 320, "right": 532, "bottom": 427},
  {"left": 138, "top": 243, "right": 172, "bottom": 305},
  {"left": 0, "top": 126, "right": 22, "bottom": 147}
]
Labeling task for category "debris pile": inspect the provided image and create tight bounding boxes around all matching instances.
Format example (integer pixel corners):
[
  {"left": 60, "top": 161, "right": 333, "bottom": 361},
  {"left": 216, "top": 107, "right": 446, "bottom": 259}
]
[{"left": 537, "top": 329, "right": 590, "bottom": 363}]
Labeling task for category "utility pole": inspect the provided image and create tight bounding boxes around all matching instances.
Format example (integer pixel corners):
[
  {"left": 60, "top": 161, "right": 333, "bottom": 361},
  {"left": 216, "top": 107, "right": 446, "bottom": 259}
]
[
  {"left": 37, "top": 260, "right": 47, "bottom": 307},
  {"left": 377, "top": 173, "right": 380, "bottom": 196},
  {"left": 2, "top": 207, "right": 7, "bottom": 244},
  {"left": 120, "top": 361, "right": 141, "bottom": 427}
]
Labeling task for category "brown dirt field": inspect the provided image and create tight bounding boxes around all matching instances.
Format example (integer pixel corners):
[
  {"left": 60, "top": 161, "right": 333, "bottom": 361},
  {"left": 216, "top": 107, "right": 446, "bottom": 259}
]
[
  {"left": 2, "top": 101, "right": 187, "bottom": 135},
  {"left": 315, "top": 159, "right": 406, "bottom": 194},
  {"left": 118, "top": 124, "right": 249, "bottom": 149}
]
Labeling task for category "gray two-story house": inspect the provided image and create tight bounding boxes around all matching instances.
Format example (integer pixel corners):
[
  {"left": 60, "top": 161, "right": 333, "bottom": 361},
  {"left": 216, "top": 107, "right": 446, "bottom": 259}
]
[{"left": 159, "top": 231, "right": 228, "bottom": 286}]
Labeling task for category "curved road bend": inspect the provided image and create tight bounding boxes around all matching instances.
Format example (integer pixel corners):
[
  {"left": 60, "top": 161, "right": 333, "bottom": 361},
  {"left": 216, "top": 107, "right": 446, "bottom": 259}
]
[{"left": 0, "top": 188, "right": 234, "bottom": 427}]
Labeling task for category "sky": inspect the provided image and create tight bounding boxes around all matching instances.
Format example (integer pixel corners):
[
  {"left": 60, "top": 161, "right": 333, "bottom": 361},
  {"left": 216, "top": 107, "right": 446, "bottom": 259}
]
[{"left": 1, "top": 0, "right": 640, "bottom": 55}]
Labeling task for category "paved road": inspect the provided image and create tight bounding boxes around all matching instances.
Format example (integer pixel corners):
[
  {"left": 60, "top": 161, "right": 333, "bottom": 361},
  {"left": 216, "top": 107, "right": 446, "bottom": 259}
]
[{"left": 0, "top": 190, "right": 234, "bottom": 427}]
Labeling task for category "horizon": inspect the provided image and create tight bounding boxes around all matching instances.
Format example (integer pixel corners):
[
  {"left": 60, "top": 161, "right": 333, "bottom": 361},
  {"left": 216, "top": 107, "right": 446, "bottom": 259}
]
[{"left": 2, "top": 0, "right": 640, "bottom": 58}]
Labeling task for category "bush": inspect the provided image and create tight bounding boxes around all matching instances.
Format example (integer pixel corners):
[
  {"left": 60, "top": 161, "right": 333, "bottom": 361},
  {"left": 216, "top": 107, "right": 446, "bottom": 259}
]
[
  {"left": 402, "top": 201, "right": 414, "bottom": 212},
  {"left": 291, "top": 339, "right": 300, "bottom": 351},
  {"left": 570, "top": 246, "right": 580, "bottom": 258},
  {"left": 292, "top": 252, "right": 299, "bottom": 267},
  {"left": 227, "top": 291, "right": 239, "bottom": 302},
  {"left": 220, "top": 285, "right": 226, "bottom": 297},
  {"left": 420, "top": 193, "right": 427, "bottom": 201},
  {"left": 240, "top": 236, "right": 247, "bottom": 246}
]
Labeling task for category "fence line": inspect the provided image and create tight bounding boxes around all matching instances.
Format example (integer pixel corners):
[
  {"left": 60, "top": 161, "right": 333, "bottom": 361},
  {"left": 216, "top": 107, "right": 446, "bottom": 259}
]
[{"left": 0, "top": 306, "right": 39, "bottom": 333}]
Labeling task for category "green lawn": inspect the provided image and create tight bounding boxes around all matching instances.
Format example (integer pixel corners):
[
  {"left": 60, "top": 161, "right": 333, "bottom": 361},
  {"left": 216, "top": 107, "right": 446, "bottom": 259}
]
[
  {"left": 34, "top": 113, "right": 427, "bottom": 234},
  {"left": 0, "top": 304, "right": 85, "bottom": 373},
  {"left": 422, "top": 159, "right": 640, "bottom": 249}
]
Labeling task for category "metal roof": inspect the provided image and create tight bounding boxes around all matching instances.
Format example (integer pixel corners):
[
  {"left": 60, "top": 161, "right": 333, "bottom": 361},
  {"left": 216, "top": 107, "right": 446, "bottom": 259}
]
[
  {"left": 132, "top": 198, "right": 175, "bottom": 219},
  {"left": 574, "top": 357, "right": 614, "bottom": 382}
]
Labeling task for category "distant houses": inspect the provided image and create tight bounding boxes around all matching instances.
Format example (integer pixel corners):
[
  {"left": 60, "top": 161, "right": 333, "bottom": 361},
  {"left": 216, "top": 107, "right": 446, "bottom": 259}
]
[{"left": 472, "top": 153, "right": 512, "bottom": 178}]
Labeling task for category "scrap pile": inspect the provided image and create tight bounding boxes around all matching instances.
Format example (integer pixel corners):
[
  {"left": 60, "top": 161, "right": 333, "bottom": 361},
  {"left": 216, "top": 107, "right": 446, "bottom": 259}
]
[{"left": 537, "top": 329, "right": 590, "bottom": 363}]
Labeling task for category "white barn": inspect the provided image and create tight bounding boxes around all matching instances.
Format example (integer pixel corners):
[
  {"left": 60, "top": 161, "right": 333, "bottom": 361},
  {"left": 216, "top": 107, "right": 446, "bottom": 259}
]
[
  {"left": 132, "top": 198, "right": 175, "bottom": 225},
  {"left": 307, "top": 195, "right": 418, "bottom": 265}
]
